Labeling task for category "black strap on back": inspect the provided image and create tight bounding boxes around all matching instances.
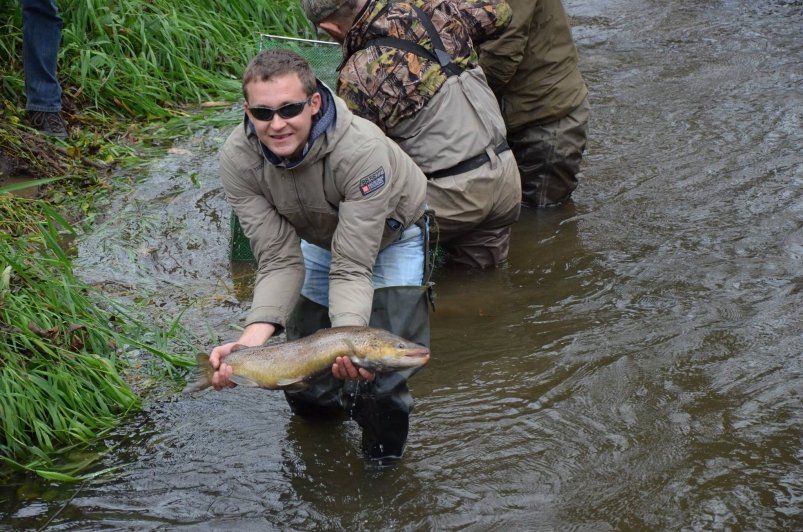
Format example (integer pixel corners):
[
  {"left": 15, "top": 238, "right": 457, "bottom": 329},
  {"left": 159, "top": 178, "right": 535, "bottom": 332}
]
[{"left": 362, "top": 3, "right": 463, "bottom": 77}]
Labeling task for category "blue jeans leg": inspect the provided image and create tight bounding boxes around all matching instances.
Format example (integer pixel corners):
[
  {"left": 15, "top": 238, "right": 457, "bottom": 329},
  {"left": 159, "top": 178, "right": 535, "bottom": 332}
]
[
  {"left": 300, "top": 225, "right": 425, "bottom": 306},
  {"left": 22, "top": 0, "right": 63, "bottom": 112}
]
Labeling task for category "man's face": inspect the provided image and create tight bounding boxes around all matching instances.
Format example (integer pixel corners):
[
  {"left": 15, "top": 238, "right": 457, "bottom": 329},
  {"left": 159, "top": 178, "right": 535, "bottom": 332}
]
[
  {"left": 244, "top": 72, "right": 321, "bottom": 160},
  {"left": 318, "top": 21, "right": 348, "bottom": 44}
]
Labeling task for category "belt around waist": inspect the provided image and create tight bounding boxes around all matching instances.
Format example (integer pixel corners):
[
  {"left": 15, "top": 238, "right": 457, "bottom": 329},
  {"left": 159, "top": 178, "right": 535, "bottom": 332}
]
[{"left": 426, "top": 141, "right": 511, "bottom": 180}]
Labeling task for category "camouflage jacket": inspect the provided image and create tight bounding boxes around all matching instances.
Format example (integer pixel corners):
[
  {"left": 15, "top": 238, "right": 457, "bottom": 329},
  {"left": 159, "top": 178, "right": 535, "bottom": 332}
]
[{"left": 338, "top": 0, "right": 512, "bottom": 131}]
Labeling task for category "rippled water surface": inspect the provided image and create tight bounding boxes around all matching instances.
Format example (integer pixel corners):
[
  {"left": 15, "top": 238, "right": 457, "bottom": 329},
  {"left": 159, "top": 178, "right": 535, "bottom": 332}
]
[{"left": 3, "top": 0, "right": 801, "bottom": 529}]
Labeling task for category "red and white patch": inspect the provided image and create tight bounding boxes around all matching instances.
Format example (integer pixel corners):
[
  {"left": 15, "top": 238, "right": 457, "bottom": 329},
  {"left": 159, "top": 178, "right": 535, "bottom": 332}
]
[{"left": 359, "top": 167, "right": 386, "bottom": 196}]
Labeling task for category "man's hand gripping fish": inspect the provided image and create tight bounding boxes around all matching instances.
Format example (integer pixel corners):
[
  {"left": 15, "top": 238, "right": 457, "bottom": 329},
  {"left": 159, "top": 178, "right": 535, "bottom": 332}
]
[{"left": 182, "top": 326, "right": 430, "bottom": 393}]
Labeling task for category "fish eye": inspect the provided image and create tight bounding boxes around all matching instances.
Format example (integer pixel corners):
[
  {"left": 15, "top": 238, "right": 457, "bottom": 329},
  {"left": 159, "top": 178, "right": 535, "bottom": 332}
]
[{"left": 397, "top": 342, "right": 405, "bottom": 349}]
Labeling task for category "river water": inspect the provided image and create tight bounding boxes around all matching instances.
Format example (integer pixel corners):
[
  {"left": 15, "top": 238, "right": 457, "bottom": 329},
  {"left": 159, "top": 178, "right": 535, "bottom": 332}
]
[{"left": 3, "top": 0, "right": 802, "bottom": 529}]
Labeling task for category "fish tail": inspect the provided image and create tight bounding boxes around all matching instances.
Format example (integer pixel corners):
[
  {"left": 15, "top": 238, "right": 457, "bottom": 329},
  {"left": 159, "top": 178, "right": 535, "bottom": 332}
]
[{"left": 181, "top": 353, "right": 214, "bottom": 394}]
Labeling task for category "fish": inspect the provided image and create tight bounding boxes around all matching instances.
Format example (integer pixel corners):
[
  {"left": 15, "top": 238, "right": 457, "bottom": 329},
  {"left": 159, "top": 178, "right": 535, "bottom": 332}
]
[{"left": 182, "top": 326, "right": 430, "bottom": 394}]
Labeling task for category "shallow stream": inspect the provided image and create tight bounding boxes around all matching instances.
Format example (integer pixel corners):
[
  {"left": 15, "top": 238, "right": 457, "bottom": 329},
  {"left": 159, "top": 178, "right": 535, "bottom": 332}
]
[{"left": 2, "top": 0, "right": 801, "bottom": 529}]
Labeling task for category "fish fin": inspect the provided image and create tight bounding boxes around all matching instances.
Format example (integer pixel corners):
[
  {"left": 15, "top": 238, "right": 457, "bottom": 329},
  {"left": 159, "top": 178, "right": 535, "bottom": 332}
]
[
  {"left": 343, "top": 339, "right": 358, "bottom": 356},
  {"left": 343, "top": 339, "right": 365, "bottom": 366},
  {"left": 230, "top": 343, "right": 249, "bottom": 353},
  {"left": 277, "top": 377, "right": 308, "bottom": 391},
  {"left": 343, "top": 338, "right": 367, "bottom": 369},
  {"left": 229, "top": 374, "right": 261, "bottom": 388},
  {"left": 181, "top": 353, "right": 213, "bottom": 394}
]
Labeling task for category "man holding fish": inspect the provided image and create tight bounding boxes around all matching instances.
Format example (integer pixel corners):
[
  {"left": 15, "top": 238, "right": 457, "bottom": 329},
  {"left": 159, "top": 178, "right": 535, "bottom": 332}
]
[{"left": 208, "top": 48, "right": 431, "bottom": 460}]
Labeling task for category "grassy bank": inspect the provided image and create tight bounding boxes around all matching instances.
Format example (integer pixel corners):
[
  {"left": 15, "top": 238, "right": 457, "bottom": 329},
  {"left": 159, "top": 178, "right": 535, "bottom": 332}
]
[
  {"left": 1, "top": 0, "right": 313, "bottom": 118},
  {"left": 1, "top": 0, "right": 315, "bottom": 195},
  {"left": 0, "top": 0, "right": 311, "bottom": 479}
]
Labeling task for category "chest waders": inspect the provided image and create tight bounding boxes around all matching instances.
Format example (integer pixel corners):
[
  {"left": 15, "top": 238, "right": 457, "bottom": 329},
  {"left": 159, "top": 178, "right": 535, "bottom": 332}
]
[
  {"left": 284, "top": 211, "right": 434, "bottom": 460},
  {"left": 348, "top": 3, "right": 515, "bottom": 270},
  {"left": 282, "top": 3, "right": 456, "bottom": 459}
]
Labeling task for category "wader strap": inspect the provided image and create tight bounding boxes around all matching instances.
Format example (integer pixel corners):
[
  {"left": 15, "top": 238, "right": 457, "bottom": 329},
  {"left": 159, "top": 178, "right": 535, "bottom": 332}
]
[
  {"left": 361, "top": 4, "right": 463, "bottom": 78},
  {"left": 407, "top": 3, "right": 459, "bottom": 74},
  {"left": 414, "top": 209, "right": 438, "bottom": 311},
  {"left": 427, "top": 140, "right": 511, "bottom": 180}
]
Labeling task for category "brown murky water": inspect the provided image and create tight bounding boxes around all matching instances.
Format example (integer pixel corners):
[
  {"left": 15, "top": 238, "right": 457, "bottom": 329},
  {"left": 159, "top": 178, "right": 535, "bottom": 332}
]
[{"left": 2, "top": 0, "right": 801, "bottom": 529}]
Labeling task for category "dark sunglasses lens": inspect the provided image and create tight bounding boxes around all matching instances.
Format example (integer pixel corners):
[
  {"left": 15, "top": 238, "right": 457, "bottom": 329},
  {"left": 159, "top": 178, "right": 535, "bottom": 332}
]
[
  {"left": 250, "top": 100, "right": 308, "bottom": 122},
  {"left": 276, "top": 101, "right": 306, "bottom": 119},
  {"left": 250, "top": 107, "right": 274, "bottom": 121}
]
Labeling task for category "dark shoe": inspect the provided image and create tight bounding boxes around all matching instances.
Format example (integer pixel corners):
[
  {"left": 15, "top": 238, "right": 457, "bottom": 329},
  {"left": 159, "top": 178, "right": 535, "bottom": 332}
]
[{"left": 27, "top": 111, "right": 68, "bottom": 138}]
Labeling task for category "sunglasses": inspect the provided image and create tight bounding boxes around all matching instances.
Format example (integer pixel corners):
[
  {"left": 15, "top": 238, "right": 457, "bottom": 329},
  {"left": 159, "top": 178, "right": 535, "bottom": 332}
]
[{"left": 248, "top": 96, "right": 312, "bottom": 122}]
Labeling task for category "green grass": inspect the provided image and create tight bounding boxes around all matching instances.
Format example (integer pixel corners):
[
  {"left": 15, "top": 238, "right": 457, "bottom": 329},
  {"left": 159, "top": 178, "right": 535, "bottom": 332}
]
[
  {"left": 0, "top": 0, "right": 314, "bottom": 480},
  {"left": 1, "top": 0, "right": 315, "bottom": 118},
  {"left": 0, "top": 194, "right": 202, "bottom": 479},
  {"left": 0, "top": 195, "right": 206, "bottom": 478},
  {"left": 0, "top": 196, "right": 133, "bottom": 473}
]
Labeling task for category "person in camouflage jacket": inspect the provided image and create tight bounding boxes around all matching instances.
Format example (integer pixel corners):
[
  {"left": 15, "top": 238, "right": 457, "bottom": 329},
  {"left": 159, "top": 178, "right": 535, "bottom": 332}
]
[{"left": 300, "top": 0, "right": 522, "bottom": 269}]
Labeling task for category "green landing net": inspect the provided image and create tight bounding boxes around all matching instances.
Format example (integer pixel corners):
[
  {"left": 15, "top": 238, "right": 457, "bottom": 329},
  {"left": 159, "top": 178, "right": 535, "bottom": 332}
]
[
  {"left": 260, "top": 33, "right": 342, "bottom": 86},
  {"left": 230, "top": 34, "right": 342, "bottom": 263}
]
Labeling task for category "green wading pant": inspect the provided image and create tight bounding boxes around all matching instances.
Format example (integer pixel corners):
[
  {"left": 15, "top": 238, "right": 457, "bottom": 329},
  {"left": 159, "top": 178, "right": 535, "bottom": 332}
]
[
  {"left": 436, "top": 224, "right": 512, "bottom": 270},
  {"left": 284, "top": 285, "right": 431, "bottom": 459},
  {"left": 427, "top": 150, "right": 522, "bottom": 270},
  {"left": 509, "top": 97, "right": 590, "bottom": 207}
]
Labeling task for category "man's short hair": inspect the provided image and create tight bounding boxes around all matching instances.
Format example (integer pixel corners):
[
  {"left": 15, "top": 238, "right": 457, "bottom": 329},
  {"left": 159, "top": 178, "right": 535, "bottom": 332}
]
[
  {"left": 300, "top": 0, "right": 353, "bottom": 24},
  {"left": 242, "top": 49, "right": 318, "bottom": 100}
]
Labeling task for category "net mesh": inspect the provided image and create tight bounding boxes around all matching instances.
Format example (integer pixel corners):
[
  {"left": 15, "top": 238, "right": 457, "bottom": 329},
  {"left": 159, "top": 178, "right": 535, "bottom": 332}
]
[{"left": 260, "top": 33, "right": 342, "bottom": 87}]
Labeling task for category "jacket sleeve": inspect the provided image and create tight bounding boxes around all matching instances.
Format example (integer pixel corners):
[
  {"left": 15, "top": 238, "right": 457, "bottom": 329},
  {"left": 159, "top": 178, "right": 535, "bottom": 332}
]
[
  {"left": 455, "top": 0, "right": 513, "bottom": 45},
  {"left": 327, "top": 140, "right": 397, "bottom": 328},
  {"left": 478, "top": 0, "right": 535, "bottom": 92},
  {"left": 219, "top": 148, "right": 305, "bottom": 330}
]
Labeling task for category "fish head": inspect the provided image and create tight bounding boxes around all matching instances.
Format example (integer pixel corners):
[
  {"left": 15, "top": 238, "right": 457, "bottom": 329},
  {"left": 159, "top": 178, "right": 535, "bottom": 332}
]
[{"left": 350, "top": 330, "right": 430, "bottom": 372}]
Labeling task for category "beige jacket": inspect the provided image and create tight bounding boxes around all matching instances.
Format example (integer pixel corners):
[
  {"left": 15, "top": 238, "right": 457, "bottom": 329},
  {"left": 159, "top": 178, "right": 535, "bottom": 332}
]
[
  {"left": 219, "top": 91, "right": 427, "bottom": 329},
  {"left": 389, "top": 67, "right": 521, "bottom": 235},
  {"left": 479, "top": 0, "right": 588, "bottom": 131}
]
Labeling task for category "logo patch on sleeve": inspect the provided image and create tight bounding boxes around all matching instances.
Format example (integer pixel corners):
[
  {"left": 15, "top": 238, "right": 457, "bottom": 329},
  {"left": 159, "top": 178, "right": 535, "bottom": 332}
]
[{"left": 359, "top": 167, "right": 386, "bottom": 196}]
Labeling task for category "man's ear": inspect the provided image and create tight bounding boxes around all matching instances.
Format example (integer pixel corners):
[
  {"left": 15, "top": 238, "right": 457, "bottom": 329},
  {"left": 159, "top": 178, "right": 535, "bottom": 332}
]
[
  {"left": 319, "top": 21, "right": 348, "bottom": 43},
  {"left": 309, "top": 92, "right": 322, "bottom": 115}
]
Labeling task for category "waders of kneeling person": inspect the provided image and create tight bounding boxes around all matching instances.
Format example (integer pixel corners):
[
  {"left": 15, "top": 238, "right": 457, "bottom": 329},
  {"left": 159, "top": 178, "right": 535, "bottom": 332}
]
[{"left": 209, "top": 48, "right": 432, "bottom": 460}]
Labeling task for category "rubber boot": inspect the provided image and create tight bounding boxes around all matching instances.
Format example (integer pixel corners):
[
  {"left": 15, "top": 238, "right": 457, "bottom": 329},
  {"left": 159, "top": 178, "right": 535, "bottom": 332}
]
[
  {"left": 368, "top": 284, "right": 431, "bottom": 347},
  {"left": 349, "top": 373, "right": 412, "bottom": 460}
]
